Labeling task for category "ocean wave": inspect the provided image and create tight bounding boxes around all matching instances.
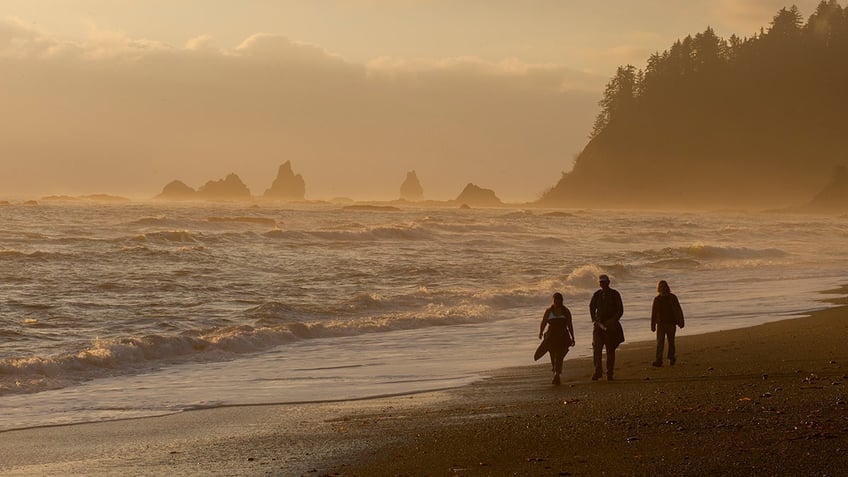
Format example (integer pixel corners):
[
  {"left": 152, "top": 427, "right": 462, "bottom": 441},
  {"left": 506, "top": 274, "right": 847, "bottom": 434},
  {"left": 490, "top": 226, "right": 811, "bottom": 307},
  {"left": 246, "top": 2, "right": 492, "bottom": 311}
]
[
  {"left": 127, "top": 216, "right": 169, "bottom": 226},
  {"left": 0, "top": 249, "right": 73, "bottom": 260},
  {"left": 671, "top": 244, "right": 787, "bottom": 260},
  {"left": 684, "top": 243, "right": 787, "bottom": 259},
  {"left": 650, "top": 258, "right": 702, "bottom": 269},
  {"left": 244, "top": 301, "right": 319, "bottom": 325},
  {"left": 530, "top": 237, "right": 568, "bottom": 246},
  {"left": 206, "top": 216, "right": 279, "bottom": 227},
  {"left": 565, "top": 264, "right": 610, "bottom": 289},
  {"left": 0, "top": 301, "right": 495, "bottom": 396},
  {"left": 263, "top": 225, "right": 432, "bottom": 242},
  {"left": 262, "top": 229, "right": 308, "bottom": 240},
  {"left": 305, "top": 225, "right": 433, "bottom": 242},
  {"left": 132, "top": 230, "right": 202, "bottom": 243},
  {"left": 119, "top": 244, "right": 207, "bottom": 255}
]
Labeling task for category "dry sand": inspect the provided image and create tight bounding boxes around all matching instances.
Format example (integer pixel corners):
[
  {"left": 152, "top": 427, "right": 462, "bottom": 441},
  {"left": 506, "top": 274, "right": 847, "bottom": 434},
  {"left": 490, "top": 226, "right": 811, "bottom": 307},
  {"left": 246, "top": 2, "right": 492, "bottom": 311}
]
[{"left": 2, "top": 288, "right": 847, "bottom": 476}]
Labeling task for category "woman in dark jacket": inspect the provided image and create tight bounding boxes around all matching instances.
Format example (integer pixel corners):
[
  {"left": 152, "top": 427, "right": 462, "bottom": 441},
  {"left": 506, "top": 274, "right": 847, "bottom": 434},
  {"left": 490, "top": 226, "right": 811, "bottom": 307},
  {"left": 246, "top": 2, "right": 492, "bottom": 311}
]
[{"left": 651, "top": 280, "right": 685, "bottom": 367}]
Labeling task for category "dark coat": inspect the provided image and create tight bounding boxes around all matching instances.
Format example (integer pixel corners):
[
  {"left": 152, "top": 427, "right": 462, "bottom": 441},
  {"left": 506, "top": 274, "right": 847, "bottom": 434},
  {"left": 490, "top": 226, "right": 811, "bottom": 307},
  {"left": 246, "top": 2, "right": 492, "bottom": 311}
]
[{"left": 651, "top": 293, "right": 685, "bottom": 328}]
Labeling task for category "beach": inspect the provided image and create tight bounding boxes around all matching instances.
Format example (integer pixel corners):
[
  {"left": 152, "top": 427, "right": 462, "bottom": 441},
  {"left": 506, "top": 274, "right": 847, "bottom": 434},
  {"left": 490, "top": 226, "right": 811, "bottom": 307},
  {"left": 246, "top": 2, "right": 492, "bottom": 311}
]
[{"left": 2, "top": 287, "right": 846, "bottom": 476}]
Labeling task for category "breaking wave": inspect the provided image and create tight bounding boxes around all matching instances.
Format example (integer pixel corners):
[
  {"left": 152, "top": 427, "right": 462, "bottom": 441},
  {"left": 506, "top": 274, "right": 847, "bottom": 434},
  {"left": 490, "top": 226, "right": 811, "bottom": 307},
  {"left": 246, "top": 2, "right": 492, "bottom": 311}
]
[{"left": 0, "top": 300, "right": 493, "bottom": 396}]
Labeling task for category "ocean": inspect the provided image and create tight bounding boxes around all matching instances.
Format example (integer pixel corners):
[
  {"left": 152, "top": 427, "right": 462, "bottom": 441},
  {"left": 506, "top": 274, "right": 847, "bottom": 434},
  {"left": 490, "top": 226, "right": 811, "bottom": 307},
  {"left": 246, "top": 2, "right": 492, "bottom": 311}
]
[{"left": 1, "top": 201, "right": 846, "bottom": 431}]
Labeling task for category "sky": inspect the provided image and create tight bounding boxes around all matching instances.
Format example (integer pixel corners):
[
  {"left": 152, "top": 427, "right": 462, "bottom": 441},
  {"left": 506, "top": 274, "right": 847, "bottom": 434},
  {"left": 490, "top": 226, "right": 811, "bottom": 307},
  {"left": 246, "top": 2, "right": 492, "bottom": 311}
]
[{"left": 0, "top": 0, "right": 822, "bottom": 202}]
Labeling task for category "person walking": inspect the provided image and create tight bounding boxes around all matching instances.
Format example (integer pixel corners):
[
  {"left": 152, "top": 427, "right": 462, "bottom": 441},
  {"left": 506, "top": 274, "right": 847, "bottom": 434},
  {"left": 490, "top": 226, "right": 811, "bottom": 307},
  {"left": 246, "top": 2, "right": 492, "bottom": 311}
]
[
  {"left": 651, "top": 280, "right": 685, "bottom": 367},
  {"left": 538, "top": 292, "right": 575, "bottom": 385},
  {"left": 589, "top": 274, "right": 624, "bottom": 381}
]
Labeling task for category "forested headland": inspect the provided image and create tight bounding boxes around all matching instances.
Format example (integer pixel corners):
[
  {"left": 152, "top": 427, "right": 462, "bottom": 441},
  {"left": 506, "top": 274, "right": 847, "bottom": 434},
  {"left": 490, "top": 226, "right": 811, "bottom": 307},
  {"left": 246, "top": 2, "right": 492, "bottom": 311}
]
[{"left": 540, "top": 2, "right": 848, "bottom": 209}]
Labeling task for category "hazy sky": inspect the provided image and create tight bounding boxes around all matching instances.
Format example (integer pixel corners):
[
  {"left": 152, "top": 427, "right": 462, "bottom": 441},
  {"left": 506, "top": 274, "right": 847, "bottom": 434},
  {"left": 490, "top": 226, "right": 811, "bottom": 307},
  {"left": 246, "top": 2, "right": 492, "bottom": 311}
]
[{"left": 0, "top": 1, "right": 821, "bottom": 201}]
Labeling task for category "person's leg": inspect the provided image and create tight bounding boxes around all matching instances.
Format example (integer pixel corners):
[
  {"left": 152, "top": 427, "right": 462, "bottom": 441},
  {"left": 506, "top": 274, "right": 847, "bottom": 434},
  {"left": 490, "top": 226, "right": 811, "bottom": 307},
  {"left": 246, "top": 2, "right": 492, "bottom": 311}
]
[
  {"left": 552, "top": 349, "right": 564, "bottom": 384},
  {"left": 667, "top": 325, "right": 677, "bottom": 365},
  {"left": 592, "top": 328, "right": 604, "bottom": 380},
  {"left": 653, "top": 326, "right": 665, "bottom": 366},
  {"left": 554, "top": 349, "right": 565, "bottom": 374},
  {"left": 606, "top": 344, "right": 616, "bottom": 380}
]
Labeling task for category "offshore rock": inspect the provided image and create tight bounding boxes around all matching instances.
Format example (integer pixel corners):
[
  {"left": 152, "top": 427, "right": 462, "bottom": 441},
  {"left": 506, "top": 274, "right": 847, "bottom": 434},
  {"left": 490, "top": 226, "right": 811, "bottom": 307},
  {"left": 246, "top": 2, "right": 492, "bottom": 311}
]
[
  {"left": 264, "top": 161, "right": 306, "bottom": 201},
  {"left": 455, "top": 183, "right": 502, "bottom": 207},
  {"left": 399, "top": 170, "right": 424, "bottom": 201},
  {"left": 197, "top": 173, "right": 252, "bottom": 200},
  {"left": 156, "top": 180, "right": 197, "bottom": 200}
]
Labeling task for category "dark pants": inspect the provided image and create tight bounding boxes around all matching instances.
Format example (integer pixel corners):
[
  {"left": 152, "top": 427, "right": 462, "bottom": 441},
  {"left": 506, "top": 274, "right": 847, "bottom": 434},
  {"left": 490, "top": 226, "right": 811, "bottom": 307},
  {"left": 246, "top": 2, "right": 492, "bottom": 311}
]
[
  {"left": 655, "top": 322, "right": 677, "bottom": 361},
  {"left": 592, "top": 327, "right": 616, "bottom": 375}
]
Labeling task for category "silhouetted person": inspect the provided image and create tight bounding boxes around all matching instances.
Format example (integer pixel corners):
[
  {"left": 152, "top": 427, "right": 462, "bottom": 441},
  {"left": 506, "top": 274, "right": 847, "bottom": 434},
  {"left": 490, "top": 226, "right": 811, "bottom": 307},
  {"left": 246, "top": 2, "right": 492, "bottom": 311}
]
[
  {"left": 651, "top": 280, "right": 685, "bottom": 367},
  {"left": 538, "top": 292, "right": 575, "bottom": 385},
  {"left": 589, "top": 274, "right": 624, "bottom": 380}
]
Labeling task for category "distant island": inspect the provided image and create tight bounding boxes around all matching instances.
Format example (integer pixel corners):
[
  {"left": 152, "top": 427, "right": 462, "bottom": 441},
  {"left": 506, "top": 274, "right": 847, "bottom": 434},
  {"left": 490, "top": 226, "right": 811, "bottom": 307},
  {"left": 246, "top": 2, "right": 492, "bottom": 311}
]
[
  {"left": 539, "top": 3, "right": 848, "bottom": 210},
  {"left": 155, "top": 163, "right": 512, "bottom": 208}
]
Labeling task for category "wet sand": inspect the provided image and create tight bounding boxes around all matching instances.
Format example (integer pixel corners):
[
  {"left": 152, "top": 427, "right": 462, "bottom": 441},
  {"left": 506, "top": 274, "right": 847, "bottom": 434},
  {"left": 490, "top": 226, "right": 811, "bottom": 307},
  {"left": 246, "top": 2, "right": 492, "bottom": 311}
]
[{"left": 2, "top": 288, "right": 847, "bottom": 476}]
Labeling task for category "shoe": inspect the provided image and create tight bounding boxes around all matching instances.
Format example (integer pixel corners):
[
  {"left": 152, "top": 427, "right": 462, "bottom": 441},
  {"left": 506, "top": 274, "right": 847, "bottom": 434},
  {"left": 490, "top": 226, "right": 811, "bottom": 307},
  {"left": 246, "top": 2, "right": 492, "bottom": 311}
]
[
  {"left": 591, "top": 371, "right": 602, "bottom": 381},
  {"left": 652, "top": 360, "right": 663, "bottom": 367},
  {"left": 669, "top": 357, "right": 676, "bottom": 366}
]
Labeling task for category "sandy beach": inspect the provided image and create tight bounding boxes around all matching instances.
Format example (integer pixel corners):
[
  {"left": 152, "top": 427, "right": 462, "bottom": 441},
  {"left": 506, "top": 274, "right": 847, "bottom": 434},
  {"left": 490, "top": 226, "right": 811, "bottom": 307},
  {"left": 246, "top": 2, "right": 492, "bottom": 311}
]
[{"left": 2, "top": 287, "right": 847, "bottom": 477}]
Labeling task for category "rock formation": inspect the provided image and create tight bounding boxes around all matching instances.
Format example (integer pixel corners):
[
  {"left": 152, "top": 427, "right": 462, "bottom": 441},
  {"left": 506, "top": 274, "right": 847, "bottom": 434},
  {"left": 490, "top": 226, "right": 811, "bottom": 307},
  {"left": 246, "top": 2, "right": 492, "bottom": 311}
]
[
  {"left": 156, "top": 180, "right": 197, "bottom": 200},
  {"left": 196, "top": 173, "right": 252, "bottom": 200},
  {"left": 803, "top": 165, "right": 848, "bottom": 212},
  {"left": 264, "top": 161, "right": 306, "bottom": 200},
  {"left": 399, "top": 170, "right": 424, "bottom": 201},
  {"left": 455, "top": 183, "right": 502, "bottom": 207}
]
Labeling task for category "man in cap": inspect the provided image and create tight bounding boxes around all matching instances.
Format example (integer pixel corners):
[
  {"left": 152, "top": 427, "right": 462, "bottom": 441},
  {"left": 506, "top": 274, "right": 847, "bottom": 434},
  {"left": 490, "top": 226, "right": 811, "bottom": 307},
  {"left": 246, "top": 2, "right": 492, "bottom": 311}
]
[{"left": 589, "top": 274, "right": 625, "bottom": 380}]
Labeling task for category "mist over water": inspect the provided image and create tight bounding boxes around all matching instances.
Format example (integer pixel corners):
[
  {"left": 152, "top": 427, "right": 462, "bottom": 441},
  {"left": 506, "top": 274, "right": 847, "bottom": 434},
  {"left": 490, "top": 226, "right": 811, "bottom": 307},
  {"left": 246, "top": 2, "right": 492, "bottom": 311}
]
[{"left": 1, "top": 202, "right": 846, "bottom": 430}]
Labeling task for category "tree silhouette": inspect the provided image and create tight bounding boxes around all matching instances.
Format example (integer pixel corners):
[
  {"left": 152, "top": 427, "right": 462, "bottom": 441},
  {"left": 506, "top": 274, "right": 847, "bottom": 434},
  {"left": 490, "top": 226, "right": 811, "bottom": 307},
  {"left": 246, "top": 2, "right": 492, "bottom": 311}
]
[{"left": 541, "top": 2, "right": 848, "bottom": 208}]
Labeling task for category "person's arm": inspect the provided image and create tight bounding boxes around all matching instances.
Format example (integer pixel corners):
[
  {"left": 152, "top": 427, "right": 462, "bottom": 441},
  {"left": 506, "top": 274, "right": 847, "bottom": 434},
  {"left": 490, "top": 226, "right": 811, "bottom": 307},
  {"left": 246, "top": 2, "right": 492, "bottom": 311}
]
[
  {"left": 566, "top": 309, "right": 575, "bottom": 346},
  {"left": 589, "top": 292, "right": 598, "bottom": 322},
  {"left": 651, "top": 296, "right": 658, "bottom": 332},
  {"left": 614, "top": 290, "right": 624, "bottom": 321},
  {"left": 539, "top": 308, "right": 550, "bottom": 339},
  {"left": 673, "top": 294, "right": 685, "bottom": 328}
]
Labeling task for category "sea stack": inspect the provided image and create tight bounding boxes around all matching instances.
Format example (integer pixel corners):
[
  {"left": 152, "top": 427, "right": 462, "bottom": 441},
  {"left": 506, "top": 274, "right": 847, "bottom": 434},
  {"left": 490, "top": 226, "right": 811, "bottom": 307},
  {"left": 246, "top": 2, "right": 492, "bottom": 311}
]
[
  {"left": 264, "top": 161, "right": 306, "bottom": 201},
  {"left": 156, "top": 180, "right": 197, "bottom": 200},
  {"left": 399, "top": 170, "right": 424, "bottom": 201},
  {"left": 455, "top": 183, "right": 502, "bottom": 207},
  {"left": 196, "top": 173, "right": 252, "bottom": 200}
]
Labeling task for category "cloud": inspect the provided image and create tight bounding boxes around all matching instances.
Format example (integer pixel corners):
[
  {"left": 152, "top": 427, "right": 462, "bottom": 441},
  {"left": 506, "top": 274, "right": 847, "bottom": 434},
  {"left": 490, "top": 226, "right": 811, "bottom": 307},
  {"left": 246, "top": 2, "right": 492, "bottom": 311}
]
[
  {"left": 233, "top": 33, "right": 348, "bottom": 65},
  {"left": 185, "top": 35, "right": 218, "bottom": 53},
  {"left": 82, "top": 28, "right": 171, "bottom": 60},
  {"left": 0, "top": 17, "right": 70, "bottom": 58},
  {"left": 0, "top": 18, "right": 601, "bottom": 202},
  {"left": 366, "top": 56, "right": 604, "bottom": 92}
]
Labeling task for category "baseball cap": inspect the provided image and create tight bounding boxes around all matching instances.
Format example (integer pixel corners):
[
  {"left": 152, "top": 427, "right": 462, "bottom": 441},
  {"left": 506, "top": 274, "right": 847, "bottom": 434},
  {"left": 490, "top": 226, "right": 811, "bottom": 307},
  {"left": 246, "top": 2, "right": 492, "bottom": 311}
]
[{"left": 599, "top": 274, "right": 610, "bottom": 282}]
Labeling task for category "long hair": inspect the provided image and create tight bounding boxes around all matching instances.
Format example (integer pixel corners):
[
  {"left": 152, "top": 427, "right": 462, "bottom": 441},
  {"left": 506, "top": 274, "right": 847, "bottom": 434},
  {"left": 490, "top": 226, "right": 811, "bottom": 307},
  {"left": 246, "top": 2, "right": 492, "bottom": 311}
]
[
  {"left": 657, "top": 280, "right": 671, "bottom": 294},
  {"left": 552, "top": 292, "right": 564, "bottom": 305}
]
